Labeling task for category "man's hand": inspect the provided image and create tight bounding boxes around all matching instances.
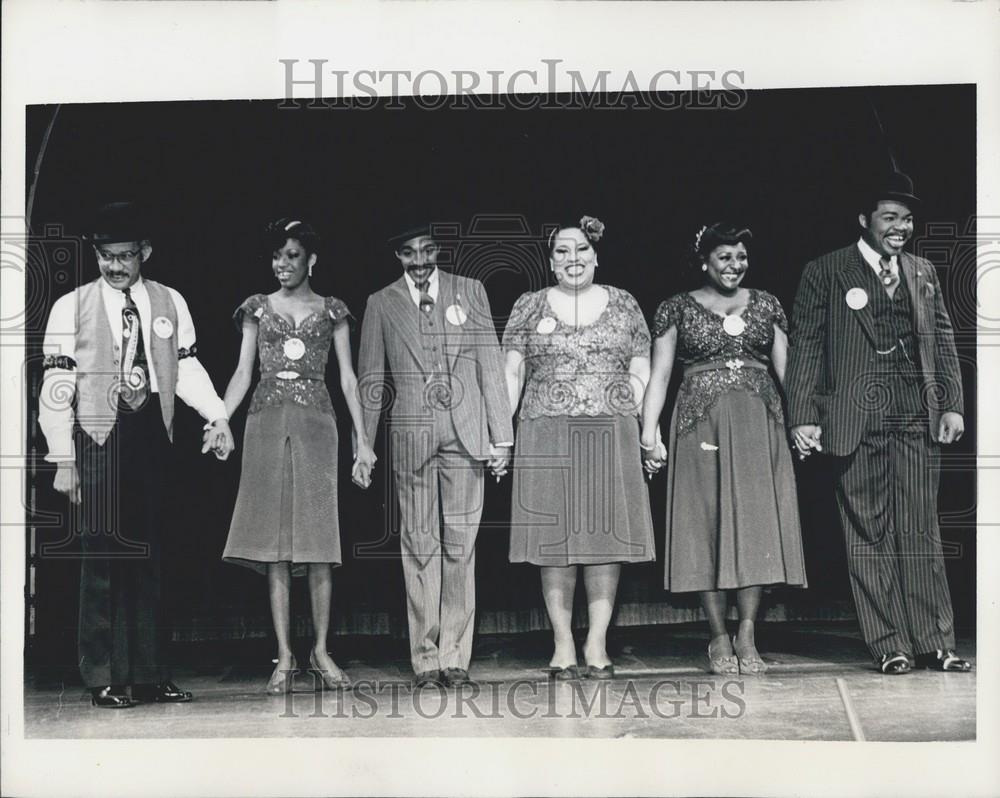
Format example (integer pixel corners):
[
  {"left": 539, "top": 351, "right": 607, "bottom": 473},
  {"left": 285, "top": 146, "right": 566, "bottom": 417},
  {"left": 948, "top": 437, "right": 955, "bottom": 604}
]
[
  {"left": 202, "top": 419, "right": 235, "bottom": 460},
  {"left": 791, "top": 424, "right": 823, "bottom": 460},
  {"left": 937, "top": 412, "right": 965, "bottom": 444},
  {"left": 53, "top": 461, "right": 81, "bottom": 504},
  {"left": 352, "top": 443, "right": 377, "bottom": 489},
  {"left": 487, "top": 444, "right": 512, "bottom": 480}
]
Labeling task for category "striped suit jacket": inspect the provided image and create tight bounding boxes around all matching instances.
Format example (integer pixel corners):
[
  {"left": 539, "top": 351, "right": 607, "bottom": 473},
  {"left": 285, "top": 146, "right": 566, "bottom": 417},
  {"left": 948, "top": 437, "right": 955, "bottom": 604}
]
[
  {"left": 357, "top": 270, "right": 514, "bottom": 471},
  {"left": 786, "top": 244, "right": 964, "bottom": 457}
]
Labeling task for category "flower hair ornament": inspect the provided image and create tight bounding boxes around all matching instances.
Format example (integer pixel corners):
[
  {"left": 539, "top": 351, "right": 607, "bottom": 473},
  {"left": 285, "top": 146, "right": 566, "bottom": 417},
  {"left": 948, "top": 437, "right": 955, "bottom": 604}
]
[
  {"left": 579, "top": 215, "right": 605, "bottom": 243},
  {"left": 693, "top": 225, "right": 707, "bottom": 252}
]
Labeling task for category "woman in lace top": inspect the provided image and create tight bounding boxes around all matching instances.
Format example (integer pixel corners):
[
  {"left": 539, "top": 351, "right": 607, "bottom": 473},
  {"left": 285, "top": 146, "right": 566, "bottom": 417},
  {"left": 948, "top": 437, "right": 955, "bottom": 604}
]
[
  {"left": 640, "top": 222, "right": 806, "bottom": 676},
  {"left": 217, "top": 219, "right": 376, "bottom": 694},
  {"left": 503, "top": 216, "right": 656, "bottom": 681}
]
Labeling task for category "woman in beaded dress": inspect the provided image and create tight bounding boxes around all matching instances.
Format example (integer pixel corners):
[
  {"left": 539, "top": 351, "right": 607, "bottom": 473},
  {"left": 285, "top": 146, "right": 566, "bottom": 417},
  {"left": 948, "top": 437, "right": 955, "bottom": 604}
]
[
  {"left": 503, "top": 216, "right": 656, "bottom": 680},
  {"left": 640, "top": 222, "right": 806, "bottom": 676},
  {"left": 218, "top": 219, "right": 376, "bottom": 693}
]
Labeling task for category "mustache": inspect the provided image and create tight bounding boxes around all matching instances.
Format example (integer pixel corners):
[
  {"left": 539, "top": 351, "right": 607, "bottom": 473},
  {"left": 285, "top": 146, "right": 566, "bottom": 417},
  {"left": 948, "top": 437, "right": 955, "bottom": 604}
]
[{"left": 405, "top": 264, "right": 434, "bottom": 273}]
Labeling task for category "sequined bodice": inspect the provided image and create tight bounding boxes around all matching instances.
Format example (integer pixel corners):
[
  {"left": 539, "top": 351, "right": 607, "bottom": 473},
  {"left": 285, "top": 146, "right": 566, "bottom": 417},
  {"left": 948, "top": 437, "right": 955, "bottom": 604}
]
[
  {"left": 234, "top": 294, "right": 352, "bottom": 416},
  {"left": 652, "top": 289, "right": 788, "bottom": 435},
  {"left": 503, "top": 286, "right": 651, "bottom": 419}
]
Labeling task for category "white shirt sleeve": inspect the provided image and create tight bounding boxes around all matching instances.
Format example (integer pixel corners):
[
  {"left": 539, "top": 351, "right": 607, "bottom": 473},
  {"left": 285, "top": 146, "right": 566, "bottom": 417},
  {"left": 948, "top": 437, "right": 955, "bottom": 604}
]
[
  {"left": 168, "top": 287, "right": 228, "bottom": 423},
  {"left": 38, "top": 292, "right": 79, "bottom": 463}
]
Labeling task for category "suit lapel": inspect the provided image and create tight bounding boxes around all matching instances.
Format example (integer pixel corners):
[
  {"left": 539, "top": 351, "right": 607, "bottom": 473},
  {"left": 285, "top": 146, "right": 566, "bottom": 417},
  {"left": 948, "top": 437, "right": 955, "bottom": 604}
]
[
  {"left": 385, "top": 276, "right": 429, "bottom": 371},
  {"left": 438, "top": 271, "right": 465, "bottom": 371},
  {"left": 837, "top": 246, "right": 878, "bottom": 348},
  {"left": 899, "top": 252, "right": 926, "bottom": 331}
]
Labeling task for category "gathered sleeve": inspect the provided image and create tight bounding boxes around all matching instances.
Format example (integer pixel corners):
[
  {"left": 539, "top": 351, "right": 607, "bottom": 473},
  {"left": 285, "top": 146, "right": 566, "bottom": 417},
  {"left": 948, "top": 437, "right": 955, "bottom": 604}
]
[
  {"left": 326, "top": 296, "right": 354, "bottom": 328},
  {"left": 651, "top": 294, "right": 684, "bottom": 339},
  {"left": 502, "top": 291, "right": 542, "bottom": 354},
  {"left": 233, "top": 294, "right": 266, "bottom": 331},
  {"left": 759, "top": 290, "right": 789, "bottom": 334}
]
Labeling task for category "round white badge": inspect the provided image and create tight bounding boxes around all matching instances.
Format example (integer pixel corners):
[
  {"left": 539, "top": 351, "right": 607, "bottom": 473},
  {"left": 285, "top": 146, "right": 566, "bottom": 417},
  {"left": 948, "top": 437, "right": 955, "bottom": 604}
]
[
  {"left": 445, "top": 304, "right": 468, "bottom": 326},
  {"left": 536, "top": 317, "right": 557, "bottom": 334},
  {"left": 128, "top": 367, "right": 146, "bottom": 389},
  {"left": 283, "top": 337, "right": 306, "bottom": 361},
  {"left": 845, "top": 287, "right": 869, "bottom": 311},
  {"left": 722, "top": 315, "right": 746, "bottom": 337},
  {"left": 153, "top": 316, "right": 174, "bottom": 339}
]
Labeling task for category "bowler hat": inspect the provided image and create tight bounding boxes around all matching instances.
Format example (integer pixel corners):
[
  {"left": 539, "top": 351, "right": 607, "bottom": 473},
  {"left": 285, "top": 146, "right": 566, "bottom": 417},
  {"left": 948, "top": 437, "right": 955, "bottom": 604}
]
[
  {"left": 86, "top": 201, "right": 150, "bottom": 244},
  {"left": 869, "top": 170, "right": 921, "bottom": 209}
]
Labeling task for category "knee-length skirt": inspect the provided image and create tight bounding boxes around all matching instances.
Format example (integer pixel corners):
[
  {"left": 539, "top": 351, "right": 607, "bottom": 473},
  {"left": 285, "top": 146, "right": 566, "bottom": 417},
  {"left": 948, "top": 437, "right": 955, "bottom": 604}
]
[
  {"left": 223, "top": 403, "right": 341, "bottom": 576},
  {"left": 509, "top": 413, "right": 656, "bottom": 567}
]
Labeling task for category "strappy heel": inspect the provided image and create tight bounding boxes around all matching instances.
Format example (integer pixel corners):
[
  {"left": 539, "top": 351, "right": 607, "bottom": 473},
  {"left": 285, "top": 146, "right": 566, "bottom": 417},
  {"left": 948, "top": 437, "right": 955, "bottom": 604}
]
[
  {"left": 707, "top": 634, "right": 739, "bottom": 676},
  {"left": 266, "top": 655, "right": 297, "bottom": 695},
  {"left": 309, "top": 650, "right": 352, "bottom": 691},
  {"left": 733, "top": 636, "right": 768, "bottom": 675}
]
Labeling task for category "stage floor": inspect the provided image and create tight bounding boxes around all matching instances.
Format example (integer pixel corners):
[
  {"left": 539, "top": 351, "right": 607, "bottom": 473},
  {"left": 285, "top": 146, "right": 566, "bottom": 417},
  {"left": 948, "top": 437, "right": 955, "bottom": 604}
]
[{"left": 24, "top": 623, "right": 975, "bottom": 741}]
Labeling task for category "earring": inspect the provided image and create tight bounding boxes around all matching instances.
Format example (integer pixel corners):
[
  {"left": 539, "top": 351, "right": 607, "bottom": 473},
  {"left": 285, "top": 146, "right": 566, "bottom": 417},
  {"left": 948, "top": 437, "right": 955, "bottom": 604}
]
[{"left": 701, "top": 264, "right": 707, "bottom": 272}]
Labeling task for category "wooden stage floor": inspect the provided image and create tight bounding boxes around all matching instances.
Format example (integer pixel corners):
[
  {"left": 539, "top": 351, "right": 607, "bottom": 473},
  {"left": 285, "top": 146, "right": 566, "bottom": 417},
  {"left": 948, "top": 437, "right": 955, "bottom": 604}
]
[{"left": 24, "top": 623, "right": 975, "bottom": 741}]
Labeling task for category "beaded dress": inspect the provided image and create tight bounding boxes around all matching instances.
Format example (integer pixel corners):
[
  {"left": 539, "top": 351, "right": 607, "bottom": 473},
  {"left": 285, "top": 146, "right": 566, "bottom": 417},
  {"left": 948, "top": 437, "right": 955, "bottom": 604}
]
[
  {"left": 223, "top": 294, "right": 351, "bottom": 575},
  {"left": 652, "top": 290, "right": 806, "bottom": 591}
]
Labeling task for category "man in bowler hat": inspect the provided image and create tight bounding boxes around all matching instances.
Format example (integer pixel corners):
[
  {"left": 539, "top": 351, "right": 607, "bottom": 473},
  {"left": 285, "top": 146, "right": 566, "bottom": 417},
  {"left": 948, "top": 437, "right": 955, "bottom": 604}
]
[
  {"left": 786, "top": 172, "right": 972, "bottom": 674},
  {"left": 39, "top": 201, "right": 235, "bottom": 707},
  {"left": 356, "top": 224, "right": 513, "bottom": 688}
]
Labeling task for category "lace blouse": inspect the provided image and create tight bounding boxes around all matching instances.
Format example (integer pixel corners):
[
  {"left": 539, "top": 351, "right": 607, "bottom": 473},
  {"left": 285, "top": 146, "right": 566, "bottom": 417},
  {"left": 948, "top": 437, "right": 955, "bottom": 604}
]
[
  {"left": 652, "top": 289, "right": 788, "bottom": 436},
  {"left": 233, "top": 294, "right": 352, "bottom": 417},
  {"left": 503, "top": 285, "right": 651, "bottom": 419}
]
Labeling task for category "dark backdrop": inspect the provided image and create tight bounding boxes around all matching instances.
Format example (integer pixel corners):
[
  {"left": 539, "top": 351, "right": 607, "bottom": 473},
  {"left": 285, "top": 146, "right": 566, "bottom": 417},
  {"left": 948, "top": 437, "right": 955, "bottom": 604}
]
[{"left": 23, "top": 85, "right": 977, "bottom": 673}]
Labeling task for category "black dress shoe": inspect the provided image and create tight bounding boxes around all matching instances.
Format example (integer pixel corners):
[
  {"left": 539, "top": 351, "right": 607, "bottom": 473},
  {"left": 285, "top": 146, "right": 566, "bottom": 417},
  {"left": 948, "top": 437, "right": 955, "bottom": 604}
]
[
  {"left": 544, "top": 665, "right": 586, "bottom": 681},
  {"left": 441, "top": 668, "right": 473, "bottom": 687},
  {"left": 132, "top": 680, "right": 193, "bottom": 703},
  {"left": 90, "top": 685, "right": 134, "bottom": 709},
  {"left": 587, "top": 664, "right": 615, "bottom": 681},
  {"left": 414, "top": 670, "right": 442, "bottom": 688},
  {"left": 876, "top": 652, "right": 912, "bottom": 675},
  {"left": 914, "top": 649, "right": 973, "bottom": 672}
]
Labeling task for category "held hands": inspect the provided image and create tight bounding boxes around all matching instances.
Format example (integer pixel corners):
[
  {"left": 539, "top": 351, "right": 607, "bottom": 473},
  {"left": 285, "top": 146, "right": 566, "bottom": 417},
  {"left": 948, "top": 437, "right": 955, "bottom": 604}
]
[
  {"left": 641, "top": 440, "right": 668, "bottom": 477},
  {"left": 202, "top": 419, "right": 235, "bottom": 461},
  {"left": 936, "top": 412, "right": 964, "bottom": 444},
  {"left": 352, "top": 443, "right": 377, "bottom": 489},
  {"left": 791, "top": 424, "right": 823, "bottom": 460},
  {"left": 487, "top": 444, "right": 512, "bottom": 482},
  {"left": 53, "top": 461, "right": 81, "bottom": 504}
]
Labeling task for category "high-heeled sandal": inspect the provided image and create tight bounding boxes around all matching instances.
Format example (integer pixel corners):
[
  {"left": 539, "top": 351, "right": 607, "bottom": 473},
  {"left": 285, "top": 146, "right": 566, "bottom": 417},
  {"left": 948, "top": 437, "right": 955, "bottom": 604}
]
[
  {"left": 309, "top": 650, "right": 352, "bottom": 691},
  {"left": 266, "top": 655, "right": 297, "bottom": 695},
  {"left": 707, "top": 635, "right": 739, "bottom": 676},
  {"left": 733, "top": 636, "right": 768, "bottom": 675}
]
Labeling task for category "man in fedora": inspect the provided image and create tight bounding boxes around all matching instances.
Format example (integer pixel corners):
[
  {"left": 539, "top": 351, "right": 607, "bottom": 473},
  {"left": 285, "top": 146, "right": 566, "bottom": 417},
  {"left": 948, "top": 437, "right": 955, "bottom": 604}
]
[
  {"left": 786, "top": 172, "right": 971, "bottom": 674},
  {"left": 357, "top": 223, "right": 513, "bottom": 688},
  {"left": 39, "top": 201, "right": 235, "bottom": 707}
]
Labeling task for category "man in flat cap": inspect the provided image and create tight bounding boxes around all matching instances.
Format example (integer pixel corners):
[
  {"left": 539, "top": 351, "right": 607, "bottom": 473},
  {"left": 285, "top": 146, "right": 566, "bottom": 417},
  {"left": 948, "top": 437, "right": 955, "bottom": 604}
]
[
  {"left": 357, "top": 224, "right": 513, "bottom": 688},
  {"left": 39, "top": 201, "right": 235, "bottom": 708},
  {"left": 786, "top": 172, "right": 971, "bottom": 675}
]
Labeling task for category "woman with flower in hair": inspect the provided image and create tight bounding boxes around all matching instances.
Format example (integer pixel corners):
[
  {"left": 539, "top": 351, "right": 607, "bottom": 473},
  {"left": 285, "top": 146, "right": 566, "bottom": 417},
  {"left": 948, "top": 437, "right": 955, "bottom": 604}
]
[
  {"left": 641, "top": 222, "right": 806, "bottom": 676},
  {"left": 503, "top": 216, "right": 656, "bottom": 680},
  {"left": 217, "top": 218, "right": 376, "bottom": 694}
]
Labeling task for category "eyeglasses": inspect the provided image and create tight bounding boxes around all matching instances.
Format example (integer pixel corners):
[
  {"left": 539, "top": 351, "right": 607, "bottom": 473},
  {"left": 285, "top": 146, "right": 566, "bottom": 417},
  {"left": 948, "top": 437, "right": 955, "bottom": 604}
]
[{"left": 94, "top": 248, "right": 141, "bottom": 265}]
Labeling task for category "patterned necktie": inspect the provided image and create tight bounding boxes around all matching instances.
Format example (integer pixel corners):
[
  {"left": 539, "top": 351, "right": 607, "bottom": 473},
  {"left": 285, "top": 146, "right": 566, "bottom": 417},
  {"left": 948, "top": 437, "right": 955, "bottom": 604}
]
[
  {"left": 879, "top": 256, "right": 900, "bottom": 299},
  {"left": 415, "top": 279, "right": 434, "bottom": 314},
  {"left": 121, "top": 287, "right": 150, "bottom": 409}
]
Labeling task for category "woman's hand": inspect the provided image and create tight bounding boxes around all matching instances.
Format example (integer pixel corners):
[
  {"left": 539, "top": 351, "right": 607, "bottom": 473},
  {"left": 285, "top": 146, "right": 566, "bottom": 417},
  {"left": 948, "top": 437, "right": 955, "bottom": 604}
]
[
  {"left": 641, "top": 440, "right": 667, "bottom": 476},
  {"left": 352, "top": 443, "right": 377, "bottom": 488}
]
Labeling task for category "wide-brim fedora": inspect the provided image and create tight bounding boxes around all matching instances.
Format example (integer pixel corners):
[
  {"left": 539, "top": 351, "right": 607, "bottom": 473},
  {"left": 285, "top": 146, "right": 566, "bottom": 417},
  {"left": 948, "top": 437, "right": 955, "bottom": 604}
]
[
  {"left": 387, "top": 223, "right": 435, "bottom": 250},
  {"left": 85, "top": 201, "right": 150, "bottom": 244}
]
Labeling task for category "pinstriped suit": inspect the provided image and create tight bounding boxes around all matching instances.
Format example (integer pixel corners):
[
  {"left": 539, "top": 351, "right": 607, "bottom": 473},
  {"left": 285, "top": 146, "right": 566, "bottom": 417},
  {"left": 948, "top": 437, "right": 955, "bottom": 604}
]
[
  {"left": 358, "top": 270, "right": 513, "bottom": 673},
  {"left": 786, "top": 242, "right": 964, "bottom": 658}
]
